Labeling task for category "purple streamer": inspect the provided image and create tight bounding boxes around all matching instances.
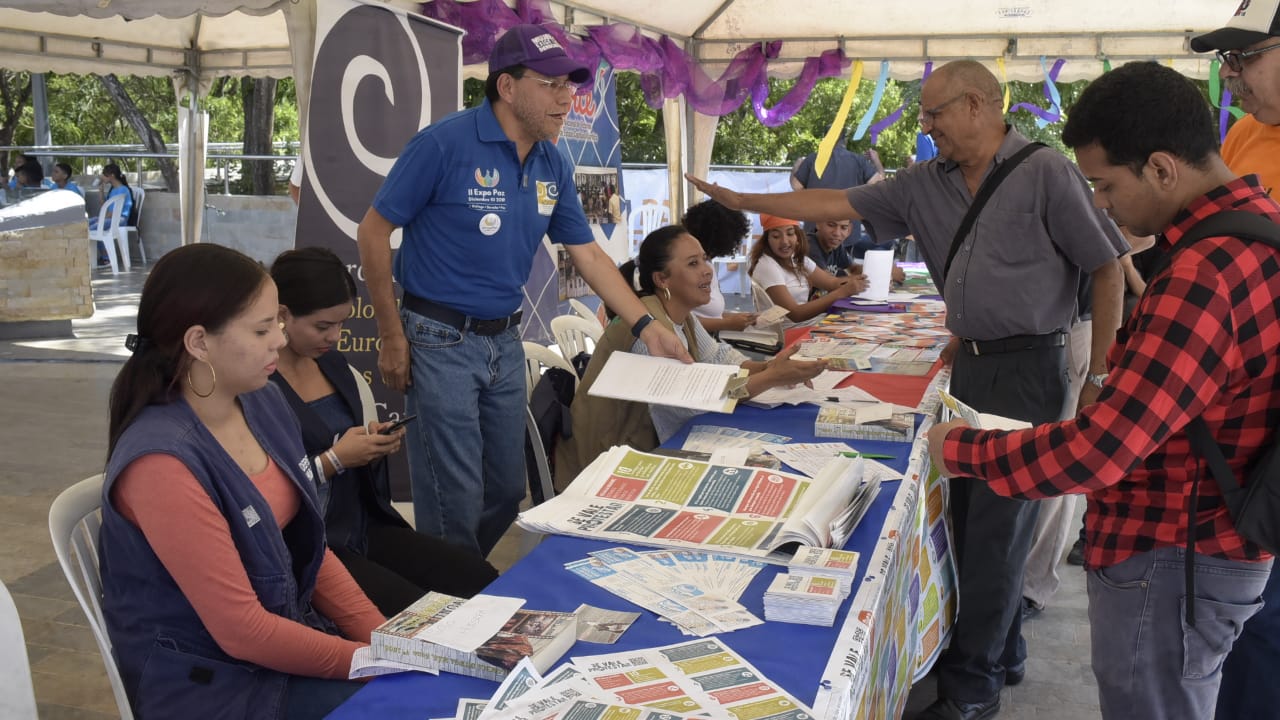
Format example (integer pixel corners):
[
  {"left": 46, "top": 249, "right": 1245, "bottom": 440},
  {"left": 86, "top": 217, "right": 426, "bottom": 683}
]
[
  {"left": 1009, "top": 58, "right": 1066, "bottom": 123},
  {"left": 419, "top": 0, "right": 865, "bottom": 125},
  {"left": 1220, "top": 88, "right": 1234, "bottom": 143}
]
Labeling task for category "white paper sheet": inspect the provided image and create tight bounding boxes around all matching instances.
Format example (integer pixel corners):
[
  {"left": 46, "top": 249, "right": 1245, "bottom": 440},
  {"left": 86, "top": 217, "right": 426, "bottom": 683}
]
[
  {"left": 860, "top": 249, "right": 895, "bottom": 301},
  {"left": 588, "top": 352, "right": 742, "bottom": 413},
  {"left": 415, "top": 595, "right": 526, "bottom": 653}
]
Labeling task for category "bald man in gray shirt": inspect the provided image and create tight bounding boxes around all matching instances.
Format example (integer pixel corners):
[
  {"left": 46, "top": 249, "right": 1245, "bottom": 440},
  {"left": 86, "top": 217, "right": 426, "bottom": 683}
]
[{"left": 690, "top": 60, "right": 1125, "bottom": 720}]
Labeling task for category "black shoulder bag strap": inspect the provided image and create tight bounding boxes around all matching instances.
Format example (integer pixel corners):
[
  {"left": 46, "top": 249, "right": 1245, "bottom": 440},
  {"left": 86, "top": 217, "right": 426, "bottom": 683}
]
[
  {"left": 941, "top": 142, "right": 1047, "bottom": 283},
  {"left": 1158, "top": 210, "right": 1280, "bottom": 627}
]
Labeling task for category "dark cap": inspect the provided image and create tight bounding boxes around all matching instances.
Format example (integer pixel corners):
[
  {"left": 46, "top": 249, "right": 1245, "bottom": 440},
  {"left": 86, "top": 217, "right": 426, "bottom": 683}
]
[
  {"left": 1191, "top": 0, "right": 1280, "bottom": 52},
  {"left": 488, "top": 24, "right": 591, "bottom": 84}
]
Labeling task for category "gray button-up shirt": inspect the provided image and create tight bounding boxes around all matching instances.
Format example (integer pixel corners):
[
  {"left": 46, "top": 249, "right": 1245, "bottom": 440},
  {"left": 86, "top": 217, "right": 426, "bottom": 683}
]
[{"left": 848, "top": 127, "right": 1127, "bottom": 340}]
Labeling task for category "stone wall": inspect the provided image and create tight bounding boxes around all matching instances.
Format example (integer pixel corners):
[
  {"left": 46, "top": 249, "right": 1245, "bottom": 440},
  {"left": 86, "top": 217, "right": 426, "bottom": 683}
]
[
  {"left": 0, "top": 219, "right": 93, "bottom": 324},
  {"left": 140, "top": 192, "right": 300, "bottom": 264}
]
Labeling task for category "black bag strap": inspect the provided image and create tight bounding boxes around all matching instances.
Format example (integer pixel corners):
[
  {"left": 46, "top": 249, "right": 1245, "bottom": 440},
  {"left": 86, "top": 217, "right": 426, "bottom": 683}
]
[
  {"left": 1160, "top": 210, "right": 1280, "bottom": 627},
  {"left": 1181, "top": 211, "right": 1280, "bottom": 512},
  {"left": 942, "top": 142, "right": 1047, "bottom": 283}
]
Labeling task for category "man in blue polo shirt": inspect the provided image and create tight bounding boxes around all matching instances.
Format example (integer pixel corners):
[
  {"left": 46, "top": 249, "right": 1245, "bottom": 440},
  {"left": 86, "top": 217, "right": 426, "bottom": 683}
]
[{"left": 357, "top": 24, "right": 688, "bottom": 556}]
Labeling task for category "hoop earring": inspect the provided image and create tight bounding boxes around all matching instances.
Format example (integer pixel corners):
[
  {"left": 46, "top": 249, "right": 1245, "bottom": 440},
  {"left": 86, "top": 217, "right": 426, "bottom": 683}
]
[
  {"left": 187, "top": 359, "right": 216, "bottom": 399},
  {"left": 664, "top": 287, "right": 672, "bottom": 301}
]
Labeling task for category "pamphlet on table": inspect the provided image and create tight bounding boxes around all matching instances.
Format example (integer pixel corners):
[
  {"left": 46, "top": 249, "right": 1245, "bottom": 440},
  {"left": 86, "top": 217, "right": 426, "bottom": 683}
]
[{"left": 588, "top": 352, "right": 748, "bottom": 413}]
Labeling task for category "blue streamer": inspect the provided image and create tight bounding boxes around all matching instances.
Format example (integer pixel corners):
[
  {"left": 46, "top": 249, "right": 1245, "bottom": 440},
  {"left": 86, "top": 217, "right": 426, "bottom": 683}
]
[
  {"left": 853, "top": 60, "right": 890, "bottom": 141},
  {"left": 1035, "top": 57, "right": 1062, "bottom": 129}
]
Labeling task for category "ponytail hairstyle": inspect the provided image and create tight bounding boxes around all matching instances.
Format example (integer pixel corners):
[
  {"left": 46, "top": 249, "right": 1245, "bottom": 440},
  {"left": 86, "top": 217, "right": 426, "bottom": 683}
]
[
  {"left": 102, "top": 162, "right": 130, "bottom": 187},
  {"left": 107, "top": 244, "right": 269, "bottom": 456},
  {"left": 270, "top": 246, "right": 357, "bottom": 316},
  {"left": 610, "top": 224, "right": 689, "bottom": 319}
]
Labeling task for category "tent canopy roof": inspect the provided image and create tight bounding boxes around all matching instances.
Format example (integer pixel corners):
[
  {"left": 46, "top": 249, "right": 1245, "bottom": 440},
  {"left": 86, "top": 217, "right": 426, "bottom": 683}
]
[{"left": 0, "top": 0, "right": 1246, "bottom": 82}]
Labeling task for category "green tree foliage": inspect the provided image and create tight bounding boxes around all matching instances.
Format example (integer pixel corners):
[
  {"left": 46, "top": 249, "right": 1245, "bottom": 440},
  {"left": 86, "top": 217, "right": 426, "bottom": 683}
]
[{"left": 6, "top": 72, "right": 298, "bottom": 192}]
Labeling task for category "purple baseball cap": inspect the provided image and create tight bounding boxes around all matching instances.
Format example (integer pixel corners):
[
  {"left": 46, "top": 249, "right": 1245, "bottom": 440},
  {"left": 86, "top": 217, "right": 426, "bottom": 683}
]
[{"left": 488, "top": 24, "right": 591, "bottom": 84}]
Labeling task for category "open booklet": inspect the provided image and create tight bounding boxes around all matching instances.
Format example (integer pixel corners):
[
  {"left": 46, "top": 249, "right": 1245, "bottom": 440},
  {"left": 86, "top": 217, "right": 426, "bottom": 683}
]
[
  {"left": 588, "top": 352, "right": 749, "bottom": 413},
  {"left": 937, "top": 388, "right": 1032, "bottom": 430},
  {"left": 517, "top": 446, "right": 880, "bottom": 564}
]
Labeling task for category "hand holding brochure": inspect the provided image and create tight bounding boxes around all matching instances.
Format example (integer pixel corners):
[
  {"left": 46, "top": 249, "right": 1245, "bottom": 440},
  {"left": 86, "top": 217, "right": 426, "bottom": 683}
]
[
  {"left": 937, "top": 389, "right": 1032, "bottom": 430},
  {"left": 588, "top": 352, "right": 748, "bottom": 413}
]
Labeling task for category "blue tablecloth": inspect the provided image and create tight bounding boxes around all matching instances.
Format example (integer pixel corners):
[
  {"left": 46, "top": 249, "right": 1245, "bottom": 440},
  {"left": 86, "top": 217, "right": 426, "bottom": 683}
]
[{"left": 329, "top": 404, "right": 915, "bottom": 719}]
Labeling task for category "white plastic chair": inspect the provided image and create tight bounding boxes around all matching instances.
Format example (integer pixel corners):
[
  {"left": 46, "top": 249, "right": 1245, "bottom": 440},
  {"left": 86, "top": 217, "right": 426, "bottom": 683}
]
[
  {"left": 522, "top": 341, "right": 576, "bottom": 403},
  {"left": 49, "top": 474, "right": 135, "bottom": 720},
  {"left": 89, "top": 194, "right": 129, "bottom": 274},
  {"left": 0, "top": 579, "right": 37, "bottom": 720},
  {"left": 120, "top": 186, "right": 146, "bottom": 264},
  {"left": 567, "top": 298, "right": 603, "bottom": 329},
  {"left": 630, "top": 204, "right": 670, "bottom": 255},
  {"left": 550, "top": 314, "right": 603, "bottom": 366},
  {"left": 522, "top": 343, "right": 578, "bottom": 515}
]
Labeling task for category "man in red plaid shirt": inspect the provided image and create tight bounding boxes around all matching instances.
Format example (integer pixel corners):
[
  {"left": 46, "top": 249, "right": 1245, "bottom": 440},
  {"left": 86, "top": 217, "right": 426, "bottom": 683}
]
[{"left": 928, "top": 61, "right": 1280, "bottom": 719}]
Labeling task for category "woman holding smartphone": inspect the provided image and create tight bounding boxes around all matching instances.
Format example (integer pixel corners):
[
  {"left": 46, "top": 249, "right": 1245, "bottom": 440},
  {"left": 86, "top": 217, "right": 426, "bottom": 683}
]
[
  {"left": 270, "top": 248, "right": 497, "bottom": 615},
  {"left": 102, "top": 244, "right": 381, "bottom": 717}
]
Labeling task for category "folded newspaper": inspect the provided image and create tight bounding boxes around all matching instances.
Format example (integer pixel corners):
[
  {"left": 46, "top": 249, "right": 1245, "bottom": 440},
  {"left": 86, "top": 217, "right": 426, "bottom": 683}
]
[{"left": 517, "top": 445, "right": 878, "bottom": 563}]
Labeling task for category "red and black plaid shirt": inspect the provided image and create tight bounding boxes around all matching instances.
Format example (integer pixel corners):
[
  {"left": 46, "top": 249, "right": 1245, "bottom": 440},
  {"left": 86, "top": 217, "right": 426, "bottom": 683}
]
[{"left": 942, "top": 176, "right": 1280, "bottom": 569}]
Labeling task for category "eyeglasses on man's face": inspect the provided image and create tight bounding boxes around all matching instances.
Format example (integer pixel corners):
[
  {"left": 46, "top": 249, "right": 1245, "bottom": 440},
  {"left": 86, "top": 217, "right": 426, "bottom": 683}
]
[
  {"left": 525, "top": 75, "right": 581, "bottom": 94},
  {"left": 918, "top": 92, "right": 968, "bottom": 127},
  {"left": 1216, "top": 42, "right": 1280, "bottom": 73}
]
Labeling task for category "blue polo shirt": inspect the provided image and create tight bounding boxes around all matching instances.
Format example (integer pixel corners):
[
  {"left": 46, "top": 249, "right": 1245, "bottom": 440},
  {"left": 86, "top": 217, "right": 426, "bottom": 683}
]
[{"left": 373, "top": 99, "right": 593, "bottom": 319}]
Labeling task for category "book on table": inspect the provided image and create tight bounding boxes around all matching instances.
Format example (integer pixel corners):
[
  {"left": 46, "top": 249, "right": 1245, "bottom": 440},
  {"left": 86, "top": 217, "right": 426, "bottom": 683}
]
[
  {"left": 517, "top": 445, "right": 879, "bottom": 563},
  {"left": 365, "top": 592, "right": 578, "bottom": 682}
]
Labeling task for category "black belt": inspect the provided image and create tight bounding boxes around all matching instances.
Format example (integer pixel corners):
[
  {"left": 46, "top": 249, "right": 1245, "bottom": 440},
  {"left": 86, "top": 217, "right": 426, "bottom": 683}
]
[
  {"left": 960, "top": 331, "right": 1066, "bottom": 356},
  {"left": 401, "top": 293, "right": 521, "bottom": 336}
]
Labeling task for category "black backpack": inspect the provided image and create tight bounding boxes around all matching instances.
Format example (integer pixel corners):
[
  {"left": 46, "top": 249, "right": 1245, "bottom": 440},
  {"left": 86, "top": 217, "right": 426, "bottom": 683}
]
[{"left": 1148, "top": 211, "right": 1280, "bottom": 624}]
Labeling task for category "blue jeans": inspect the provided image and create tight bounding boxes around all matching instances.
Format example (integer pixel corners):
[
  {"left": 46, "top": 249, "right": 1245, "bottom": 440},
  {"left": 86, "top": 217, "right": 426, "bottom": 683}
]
[
  {"left": 283, "top": 676, "right": 362, "bottom": 719},
  {"left": 402, "top": 308, "right": 527, "bottom": 556},
  {"left": 1216, "top": 562, "right": 1280, "bottom": 719},
  {"left": 1087, "top": 547, "right": 1270, "bottom": 720}
]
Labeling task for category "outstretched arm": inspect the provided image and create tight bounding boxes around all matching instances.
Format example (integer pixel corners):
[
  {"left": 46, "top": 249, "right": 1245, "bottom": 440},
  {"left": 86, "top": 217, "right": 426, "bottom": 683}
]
[{"left": 686, "top": 174, "right": 863, "bottom": 223}]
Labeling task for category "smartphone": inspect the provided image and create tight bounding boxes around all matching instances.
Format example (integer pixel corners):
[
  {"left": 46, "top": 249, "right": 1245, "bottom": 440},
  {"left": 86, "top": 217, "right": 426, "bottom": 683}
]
[{"left": 380, "top": 414, "right": 418, "bottom": 434}]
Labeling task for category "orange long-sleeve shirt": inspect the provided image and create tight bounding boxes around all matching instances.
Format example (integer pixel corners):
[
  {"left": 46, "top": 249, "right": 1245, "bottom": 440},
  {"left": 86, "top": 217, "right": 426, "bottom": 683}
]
[{"left": 112, "top": 453, "right": 385, "bottom": 679}]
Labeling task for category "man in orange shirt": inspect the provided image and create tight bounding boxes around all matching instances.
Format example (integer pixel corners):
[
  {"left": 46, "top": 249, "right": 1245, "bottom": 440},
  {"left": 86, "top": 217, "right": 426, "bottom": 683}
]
[{"left": 1191, "top": 2, "right": 1280, "bottom": 716}]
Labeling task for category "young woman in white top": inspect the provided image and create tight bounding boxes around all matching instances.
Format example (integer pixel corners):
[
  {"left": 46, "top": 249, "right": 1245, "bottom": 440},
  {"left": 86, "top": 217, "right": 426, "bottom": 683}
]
[{"left": 748, "top": 213, "right": 865, "bottom": 324}]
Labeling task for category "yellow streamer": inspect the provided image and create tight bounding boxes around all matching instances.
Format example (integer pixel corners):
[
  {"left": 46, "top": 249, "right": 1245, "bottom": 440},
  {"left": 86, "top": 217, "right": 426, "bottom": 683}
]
[
  {"left": 814, "top": 60, "right": 864, "bottom": 179},
  {"left": 996, "top": 57, "right": 1010, "bottom": 113}
]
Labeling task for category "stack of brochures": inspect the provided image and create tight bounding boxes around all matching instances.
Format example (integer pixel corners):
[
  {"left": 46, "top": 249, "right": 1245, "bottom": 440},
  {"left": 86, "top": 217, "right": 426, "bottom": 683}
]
[
  {"left": 565, "top": 547, "right": 764, "bottom": 637},
  {"left": 351, "top": 593, "right": 578, "bottom": 681},
  {"left": 788, "top": 545, "right": 860, "bottom": 596},
  {"left": 814, "top": 404, "right": 917, "bottom": 442},
  {"left": 762, "top": 573, "right": 846, "bottom": 626}
]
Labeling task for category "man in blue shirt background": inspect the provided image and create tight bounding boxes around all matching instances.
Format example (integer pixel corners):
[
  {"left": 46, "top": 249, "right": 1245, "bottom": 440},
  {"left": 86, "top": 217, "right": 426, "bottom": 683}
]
[{"left": 357, "top": 24, "right": 687, "bottom": 556}]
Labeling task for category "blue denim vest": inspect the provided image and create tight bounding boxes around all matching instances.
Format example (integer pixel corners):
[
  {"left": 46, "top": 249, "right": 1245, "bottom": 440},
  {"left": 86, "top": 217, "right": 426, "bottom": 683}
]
[{"left": 100, "top": 384, "right": 331, "bottom": 719}]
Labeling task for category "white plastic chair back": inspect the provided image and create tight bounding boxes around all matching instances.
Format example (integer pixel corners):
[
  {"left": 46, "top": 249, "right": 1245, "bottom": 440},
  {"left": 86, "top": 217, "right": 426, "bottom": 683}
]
[
  {"left": 89, "top": 194, "right": 128, "bottom": 274},
  {"left": 567, "top": 298, "right": 602, "bottom": 329},
  {"left": 49, "top": 474, "right": 135, "bottom": 719},
  {"left": 121, "top": 186, "right": 146, "bottom": 264},
  {"left": 0, "top": 579, "right": 37, "bottom": 720},
  {"left": 522, "top": 341, "right": 575, "bottom": 403},
  {"left": 550, "top": 315, "right": 603, "bottom": 366},
  {"left": 630, "top": 204, "right": 670, "bottom": 254}
]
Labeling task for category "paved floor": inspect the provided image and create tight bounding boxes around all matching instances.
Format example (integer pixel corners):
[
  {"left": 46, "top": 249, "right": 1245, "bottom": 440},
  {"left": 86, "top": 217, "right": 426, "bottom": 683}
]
[{"left": 0, "top": 264, "right": 1099, "bottom": 719}]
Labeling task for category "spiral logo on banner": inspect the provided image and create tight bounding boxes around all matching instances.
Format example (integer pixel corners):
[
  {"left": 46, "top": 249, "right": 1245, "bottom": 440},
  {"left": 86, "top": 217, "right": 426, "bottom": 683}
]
[{"left": 300, "top": 2, "right": 460, "bottom": 244}]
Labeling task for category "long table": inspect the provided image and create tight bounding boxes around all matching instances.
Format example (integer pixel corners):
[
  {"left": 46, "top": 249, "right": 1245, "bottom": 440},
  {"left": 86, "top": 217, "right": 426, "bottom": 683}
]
[{"left": 329, "top": 399, "right": 956, "bottom": 720}]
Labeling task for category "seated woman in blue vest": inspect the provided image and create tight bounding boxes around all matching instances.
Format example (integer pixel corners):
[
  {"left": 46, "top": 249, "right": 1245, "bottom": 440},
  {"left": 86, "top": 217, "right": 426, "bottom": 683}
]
[
  {"left": 101, "top": 244, "right": 384, "bottom": 719},
  {"left": 555, "top": 225, "right": 828, "bottom": 486},
  {"left": 749, "top": 213, "right": 864, "bottom": 326},
  {"left": 269, "top": 247, "right": 497, "bottom": 616}
]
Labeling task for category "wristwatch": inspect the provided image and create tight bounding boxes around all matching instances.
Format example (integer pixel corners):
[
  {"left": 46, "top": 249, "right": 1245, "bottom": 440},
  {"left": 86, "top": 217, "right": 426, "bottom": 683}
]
[{"left": 1086, "top": 372, "right": 1108, "bottom": 389}]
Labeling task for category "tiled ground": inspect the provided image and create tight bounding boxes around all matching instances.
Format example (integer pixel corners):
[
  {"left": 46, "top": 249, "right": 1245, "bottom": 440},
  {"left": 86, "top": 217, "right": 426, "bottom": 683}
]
[{"left": 0, "top": 264, "right": 1098, "bottom": 719}]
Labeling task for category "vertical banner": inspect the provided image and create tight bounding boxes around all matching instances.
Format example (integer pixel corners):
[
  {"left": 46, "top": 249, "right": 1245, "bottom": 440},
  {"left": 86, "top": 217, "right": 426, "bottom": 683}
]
[
  {"left": 295, "top": 0, "right": 462, "bottom": 496},
  {"left": 521, "top": 59, "right": 623, "bottom": 343}
]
